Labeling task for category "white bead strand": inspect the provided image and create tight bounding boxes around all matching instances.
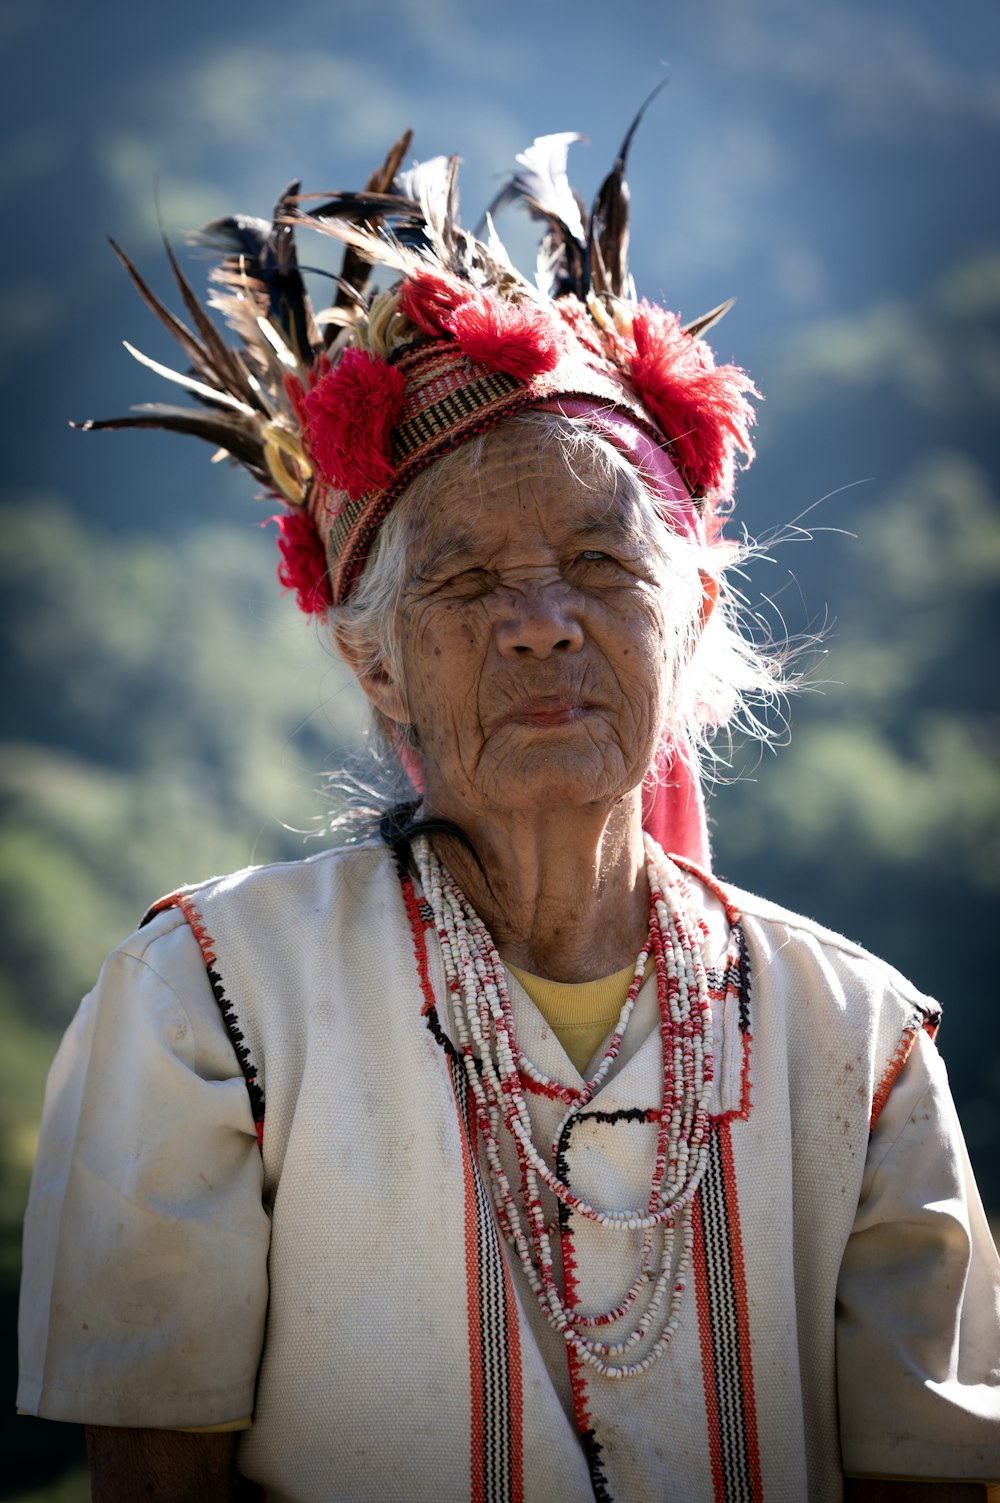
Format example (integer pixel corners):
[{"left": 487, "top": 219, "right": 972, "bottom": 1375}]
[{"left": 413, "top": 833, "right": 736, "bottom": 1378}]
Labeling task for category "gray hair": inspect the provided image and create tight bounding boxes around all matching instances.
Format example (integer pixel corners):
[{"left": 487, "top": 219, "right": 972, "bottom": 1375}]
[{"left": 328, "top": 409, "right": 789, "bottom": 802}]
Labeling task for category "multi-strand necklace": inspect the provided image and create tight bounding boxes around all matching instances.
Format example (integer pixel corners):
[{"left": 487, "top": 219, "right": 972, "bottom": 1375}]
[{"left": 413, "top": 833, "right": 718, "bottom": 1379}]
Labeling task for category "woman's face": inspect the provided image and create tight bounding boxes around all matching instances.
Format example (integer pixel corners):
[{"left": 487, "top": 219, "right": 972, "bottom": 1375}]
[{"left": 365, "top": 425, "right": 697, "bottom": 823}]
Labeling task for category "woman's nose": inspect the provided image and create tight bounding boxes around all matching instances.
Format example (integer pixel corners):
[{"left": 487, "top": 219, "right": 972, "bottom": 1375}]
[{"left": 493, "top": 583, "right": 585, "bottom": 657}]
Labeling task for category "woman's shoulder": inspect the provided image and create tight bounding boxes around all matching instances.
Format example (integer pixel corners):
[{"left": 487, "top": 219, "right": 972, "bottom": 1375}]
[
  {"left": 104, "top": 841, "right": 404, "bottom": 1034},
  {"left": 139, "top": 839, "right": 395, "bottom": 929},
  {"left": 723, "top": 878, "right": 941, "bottom": 1028}
]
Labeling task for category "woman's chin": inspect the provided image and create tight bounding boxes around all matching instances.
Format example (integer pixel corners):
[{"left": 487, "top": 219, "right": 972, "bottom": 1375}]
[{"left": 471, "top": 748, "right": 643, "bottom": 819}]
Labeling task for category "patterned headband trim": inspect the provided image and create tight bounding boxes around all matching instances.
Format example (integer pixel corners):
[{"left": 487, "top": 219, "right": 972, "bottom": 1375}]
[
  {"left": 76, "top": 98, "right": 759, "bottom": 616},
  {"left": 309, "top": 329, "right": 676, "bottom": 604}
]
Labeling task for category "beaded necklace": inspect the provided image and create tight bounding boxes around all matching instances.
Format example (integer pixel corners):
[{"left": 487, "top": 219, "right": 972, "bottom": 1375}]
[{"left": 413, "top": 832, "right": 723, "bottom": 1379}]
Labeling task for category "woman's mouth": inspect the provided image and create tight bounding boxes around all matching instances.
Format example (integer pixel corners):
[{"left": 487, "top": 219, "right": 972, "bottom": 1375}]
[{"left": 505, "top": 696, "right": 596, "bottom": 727}]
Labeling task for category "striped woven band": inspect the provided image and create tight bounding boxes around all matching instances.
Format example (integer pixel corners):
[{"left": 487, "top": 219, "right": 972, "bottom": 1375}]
[{"left": 314, "top": 337, "right": 682, "bottom": 605}]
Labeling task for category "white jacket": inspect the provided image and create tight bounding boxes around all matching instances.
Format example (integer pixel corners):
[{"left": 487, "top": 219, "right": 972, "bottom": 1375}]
[{"left": 18, "top": 842, "right": 1000, "bottom": 1500}]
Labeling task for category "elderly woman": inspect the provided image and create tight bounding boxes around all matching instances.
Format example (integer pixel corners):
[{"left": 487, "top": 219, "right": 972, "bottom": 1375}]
[{"left": 17, "top": 123, "right": 1000, "bottom": 1502}]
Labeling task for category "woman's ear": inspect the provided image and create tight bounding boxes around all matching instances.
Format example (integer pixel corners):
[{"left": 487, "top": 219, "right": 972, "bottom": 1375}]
[
  {"left": 333, "top": 626, "right": 410, "bottom": 725},
  {"left": 697, "top": 571, "right": 720, "bottom": 631}
]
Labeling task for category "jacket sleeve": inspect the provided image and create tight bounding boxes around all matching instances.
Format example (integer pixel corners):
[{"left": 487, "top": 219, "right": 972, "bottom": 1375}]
[
  {"left": 837, "top": 1026, "right": 1000, "bottom": 1480},
  {"left": 17, "top": 908, "right": 271, "bottom": 1429}
]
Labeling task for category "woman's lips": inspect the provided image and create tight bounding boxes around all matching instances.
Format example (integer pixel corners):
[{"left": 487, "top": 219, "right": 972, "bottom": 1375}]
[{"left": 505, "top": 697, "right": 597, "bottom": 727}]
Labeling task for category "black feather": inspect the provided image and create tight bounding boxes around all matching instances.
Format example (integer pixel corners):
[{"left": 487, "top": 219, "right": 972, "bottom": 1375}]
[
  {"left": 71, "top": 409, "right": 267, "bottom": 477},
  {"left": 299, "top": 190, "right": 423, "bottom": 223},
  {"left": 265, "top": 181, "right": 320, "bottom": 364},
  {"left": 196, "top": 186, "right": 319, "bottom": 365},
  {"left": 194, "top": 212, "right": 272, "bottom": 263},
  {"left": 589, "top": 80, "right": 667, "bottom": 300}
]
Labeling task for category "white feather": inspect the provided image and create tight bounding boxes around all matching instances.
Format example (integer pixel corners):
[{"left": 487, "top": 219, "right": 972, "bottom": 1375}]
[
  {"left": 122, "top": 343, "right": 257, "bottom": 415},
  {"left": 514, "top": 132, "right": 587, "bottom": 241},
  {"left": 256, "top": 316, "right": 298, "bottom": 368}
]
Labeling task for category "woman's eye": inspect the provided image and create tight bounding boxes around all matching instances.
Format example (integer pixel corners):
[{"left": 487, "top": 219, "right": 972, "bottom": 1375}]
[
  {"left": 578, "top": 549, "right": 611, "bottom": 562},
  {"left": 446, "top": 568, "right": 495, "bottom": 598}
]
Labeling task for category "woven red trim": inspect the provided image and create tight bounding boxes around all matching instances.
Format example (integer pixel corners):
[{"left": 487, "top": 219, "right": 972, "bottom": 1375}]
[
  {"left": 505, "top": 1247, "right": 525, "bottom": 1503},
  {"left": 692, "top": 1187, "right": 726, "bottom": 1502},
  {"left": 162, "top": 892, "right": 266, "bottom": 1151},
  {"left": 144, "top": 890, "right": 185, "bottom": 920},
  {"left": 713, "top": 1029, "right": 753, "bottom": 1127},
  {"left": 561, "top": 1218, "right": 594, "bottom": 1449},
  {"left": 410, "top": 860, "right": 523, "bottom": 1503},
  {"left": 399, "top": 871, "right": 437, "bottom": 1016},
  {"left": 718, "top": 1121, "right": 763, "bottom": 1498},
  {"left": 869, "top": 1019, "right": 921, "bottom": 1131},
  {"left": 456, "top": 1082, "right": 487, "bottom": 1503},
  {"left": 693, "top": 1124, "right": 764, "bottom": 1501},
  {"left": 669, "top": 855, "right": 743, "bottom": 928},
  {"left": 176, "top": 892, "right": 217, "bottom": 967}
]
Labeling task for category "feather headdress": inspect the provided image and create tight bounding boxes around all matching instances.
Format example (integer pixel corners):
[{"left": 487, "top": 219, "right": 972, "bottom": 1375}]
[{"left": 78, "top": 97, "right": 758, "bottom": 614}]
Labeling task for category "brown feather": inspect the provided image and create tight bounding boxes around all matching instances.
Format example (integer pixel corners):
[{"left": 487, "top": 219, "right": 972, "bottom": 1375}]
[
  {"left": 682, "top": 299, "right": 735, "bottom": 339},
  {"left": 109, "top": 239, "right": 216, "bottom": 386},
  {"left": 160, "top": 236, "right": 263, "bottom": 409}
]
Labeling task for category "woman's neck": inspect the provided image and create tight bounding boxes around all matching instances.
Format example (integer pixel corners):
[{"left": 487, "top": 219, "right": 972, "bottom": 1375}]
[{"left": 423, "top": 794, "right": 649, "bottom": 983}]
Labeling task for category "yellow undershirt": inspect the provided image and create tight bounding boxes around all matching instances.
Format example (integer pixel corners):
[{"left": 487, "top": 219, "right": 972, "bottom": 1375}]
[{"left": 506, "top": 957, "right": 650, "bottom": 1077}]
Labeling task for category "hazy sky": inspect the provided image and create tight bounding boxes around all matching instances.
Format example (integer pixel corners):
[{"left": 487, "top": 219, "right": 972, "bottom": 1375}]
[{"left": 3, "top": 0, "right": 996, "bottom": 530}]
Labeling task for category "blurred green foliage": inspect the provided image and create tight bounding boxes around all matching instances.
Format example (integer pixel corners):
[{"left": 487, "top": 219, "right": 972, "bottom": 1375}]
[
  {"left": 713, "top": 447, "right": 1000, "bottom": 1194},
  {"left": 716, "top": 449, "right": 1000, "bottom": 887},
  {"left": 5, "top": 1467, "right": 89, "bottom": 1503},
  {"left": 0, "top": 504, "right": 367, "bottom": 1278}
]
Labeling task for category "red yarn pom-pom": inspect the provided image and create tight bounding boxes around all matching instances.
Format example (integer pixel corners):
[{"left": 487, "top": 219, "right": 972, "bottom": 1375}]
[
  {"left": 269, "top": 508, "right": 332, "bottom": 619},
  {"left": 398, "top": 270, "right": 469, "bottom": 337},
  {"left": 449, "top": 292, "right": 561, "bottom": 380},
  {"left": 629, "top": 303, "right": 758, "bottom": 501},
  {"left": 304, "top": 349, "right": 405, "bottom": 501},
  {"left": 399, "top": 273, "right": 560, "bottom": 380}
]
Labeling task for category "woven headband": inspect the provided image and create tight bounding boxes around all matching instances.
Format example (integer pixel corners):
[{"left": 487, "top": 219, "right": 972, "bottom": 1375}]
[{"left": 306, "top": 317, "right": 709, "bottom": 604}]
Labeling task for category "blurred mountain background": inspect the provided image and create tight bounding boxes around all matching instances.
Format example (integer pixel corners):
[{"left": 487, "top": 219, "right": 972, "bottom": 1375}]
[{"left": 2, "top": 0, "right": 998, "bottom": 1495}]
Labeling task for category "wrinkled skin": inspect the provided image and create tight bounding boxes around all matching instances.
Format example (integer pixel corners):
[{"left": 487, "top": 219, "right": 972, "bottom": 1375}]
[
  {"left": 341, "top": 422, "right": 715, "bottom": 979},
  {"left": 371, "top": 426, "right": 689, "bottom": 826}
]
